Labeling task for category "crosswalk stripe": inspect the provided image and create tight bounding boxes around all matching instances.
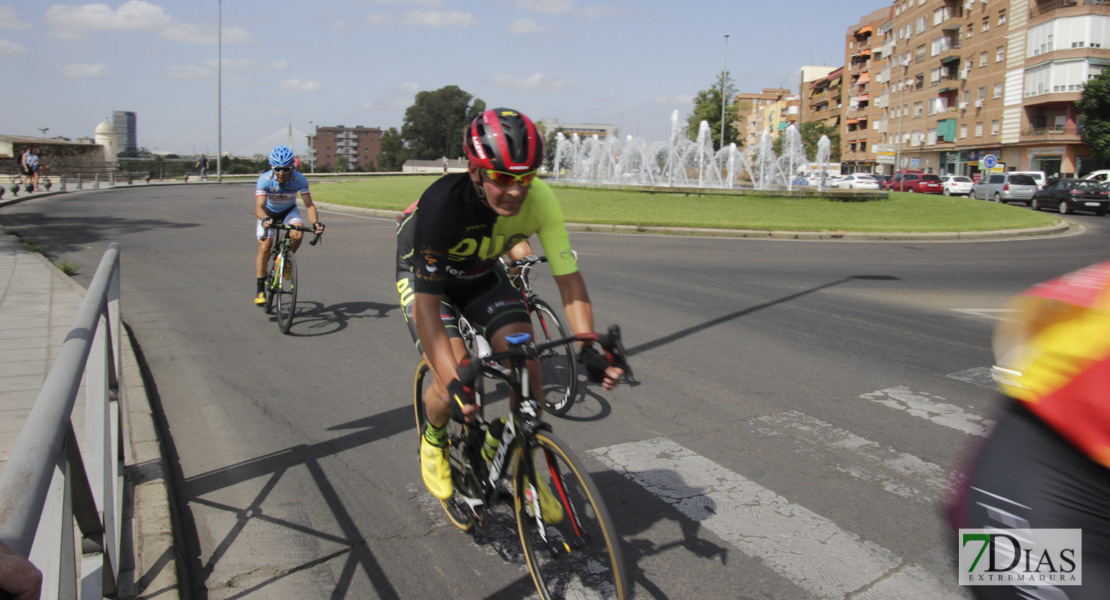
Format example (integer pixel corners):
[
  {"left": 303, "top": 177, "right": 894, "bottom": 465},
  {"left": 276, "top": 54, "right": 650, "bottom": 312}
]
[
  {"left": 590, "top": 438, "right": 965, "bottom": 599},
  {"left": 946, "top": 367, "right": 997, "bottom": 390},
  {"left": 859, "top": 386, "right": 995, "bottom": 437},
  {"left": 748, "top": 411, "right": 948, "bottom": 502}
]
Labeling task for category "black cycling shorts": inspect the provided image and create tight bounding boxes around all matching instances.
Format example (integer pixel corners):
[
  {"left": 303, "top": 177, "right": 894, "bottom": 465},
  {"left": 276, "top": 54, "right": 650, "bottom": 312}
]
[
  {"left": 947, "top": 399, "right": 1110, "bottom": 599},
  {"left": 395, "top": 261, "right": 529, "bottom": 355}
]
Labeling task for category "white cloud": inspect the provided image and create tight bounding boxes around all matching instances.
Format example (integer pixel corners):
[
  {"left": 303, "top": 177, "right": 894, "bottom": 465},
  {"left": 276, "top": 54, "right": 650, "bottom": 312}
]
[
  {"left": 367, "top": 9, "right": 478, "bottom": 27},
  {"left": 513, "top": 0, "right": 574, "bottom": 14},
  {"left": 166, "top": 65, "right": 210, "bottom": 78},
  {"left": 44, "top": 0, "right": 253, "bottom": 45},
  {"left": 360, "top": 101, "right": 377, "bottom": 109},
  {"left": 62, "top": 62, "right": 112, "bottom": 77},
  {"left": 200, "top": 58, "right": 285, "bottom": 70},
  {"left": 583, "top": 6, "right": 622, "bottom": 19},
  {"left": 487, "top": 72, "right": 573, "bottom": 91},
  {"left": 46, "top": 1, "right": 173, "bottom": 38},
  {"left": 507, "top": 18, "right": 551, "bottom": 34},
  {"left": 0, "top": 6, "right": 32, "bottom": 30},
  {"left": 278, "top": 79, "right": 322, "bottom": 92},
  {"left": 654, "top": 94, "right": 694, "bottom": 105},
  {"left": 396, "top": 81, "right": 420, "bottom": 94},
  {"left": 0, "top": 37, "right": 27, "bottom": 56}
]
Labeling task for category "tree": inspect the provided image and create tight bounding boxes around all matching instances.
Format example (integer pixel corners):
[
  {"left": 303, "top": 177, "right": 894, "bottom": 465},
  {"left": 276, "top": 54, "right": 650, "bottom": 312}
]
[
  {"left": 400, "top": 85, "right": 486, "bottom": 160},
  {"left": 1078, "top": 70, "right": 1110, "bottom": 159},
  {"left": 377, "top": 127, "right": 409, "bottom": 171},
  {"left": 336, "top": 155, "right": 349, "bottom": 173},
  {"left": 686, "top": 70, "right": 742, "bottom": 151}
]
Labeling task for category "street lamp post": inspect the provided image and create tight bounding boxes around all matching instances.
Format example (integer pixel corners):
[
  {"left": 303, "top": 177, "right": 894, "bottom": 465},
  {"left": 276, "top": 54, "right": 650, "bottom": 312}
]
[
  {"left": 308, "top": 120, "right": 315, "bottom": 173},
  {"left": 217, "top": 0, "right": 222, "bottom": 182},
  {"left": 721, "top": 34, "right": 730, "bottom": 149},
  {"left": 619, "top": 82, "right": 625, "bottom": 139}
]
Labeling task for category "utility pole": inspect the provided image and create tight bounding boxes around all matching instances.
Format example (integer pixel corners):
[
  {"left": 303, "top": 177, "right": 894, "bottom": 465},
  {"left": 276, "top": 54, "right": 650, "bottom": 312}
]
[
  {"left": 721, "top": 34, "right": 730, "bottom": 149},
  {"left": 217, "top": 0, "right": 223, "bottom": 182}
]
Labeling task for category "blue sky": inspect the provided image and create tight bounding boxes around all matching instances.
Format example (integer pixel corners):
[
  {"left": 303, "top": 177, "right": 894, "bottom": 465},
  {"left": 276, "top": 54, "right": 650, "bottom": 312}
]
[{"left": 2, "top": 0, "right": 889, "bottom": 156}]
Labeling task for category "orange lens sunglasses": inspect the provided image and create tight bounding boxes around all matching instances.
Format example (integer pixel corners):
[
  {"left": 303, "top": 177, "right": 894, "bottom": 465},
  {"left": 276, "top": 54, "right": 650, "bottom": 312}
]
[{"left": 485, "top": 169, "right": 536, "bottom": 187}]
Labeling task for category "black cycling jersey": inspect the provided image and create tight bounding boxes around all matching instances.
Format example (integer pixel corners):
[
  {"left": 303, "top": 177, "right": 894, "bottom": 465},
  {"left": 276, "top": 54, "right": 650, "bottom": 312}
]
[{"left": 396, "top": 173, "right": 576, "bottom": 295}]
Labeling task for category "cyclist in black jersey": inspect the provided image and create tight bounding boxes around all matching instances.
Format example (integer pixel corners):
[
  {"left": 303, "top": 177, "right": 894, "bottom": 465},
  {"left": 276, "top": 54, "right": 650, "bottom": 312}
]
[{"left": 396, "top": 107, "right": 624, "bottom": 501}]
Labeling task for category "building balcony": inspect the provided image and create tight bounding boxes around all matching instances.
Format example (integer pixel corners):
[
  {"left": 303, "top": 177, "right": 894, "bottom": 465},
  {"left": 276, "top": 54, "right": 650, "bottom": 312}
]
[
  {"left": 1031, "top": 0, "right": 1110, "bottom": 19},
  {"left": 1020, "top": 127, "right": 1083, "bottom": 143}
]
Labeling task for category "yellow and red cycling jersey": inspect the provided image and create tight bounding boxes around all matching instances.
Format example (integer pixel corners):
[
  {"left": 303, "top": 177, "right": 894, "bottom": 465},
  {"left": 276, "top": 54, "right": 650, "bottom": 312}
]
[{"left": 993, "top": 260, "right": 1110, "bottom": 466}]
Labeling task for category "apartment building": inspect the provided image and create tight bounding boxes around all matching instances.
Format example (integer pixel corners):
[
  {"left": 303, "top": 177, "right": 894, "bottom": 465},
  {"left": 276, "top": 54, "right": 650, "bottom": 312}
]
[
  {"left": 803, "top": 67, "right": 844, "bottom": 132},
  {"left": 842, "top": 8, "right": 893, "bottom": 173},
  {"left": 734, "top": 88, "right": 797, "bottom": 149},
  {"left": 309, "top": 125, "right": 382, "bottom": 171},
  {"left": 875, "top": 0, "right": 1108, "bottom": 178}
]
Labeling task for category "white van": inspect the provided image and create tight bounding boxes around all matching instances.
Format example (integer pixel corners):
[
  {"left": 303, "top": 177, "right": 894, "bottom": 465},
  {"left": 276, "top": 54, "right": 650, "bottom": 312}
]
[
  {"left": 1081, "top": 170, "right": 1110, "bottom": 184},
  {"left": 1009, "top": 171, "right": 1047, "bottom": 189}
]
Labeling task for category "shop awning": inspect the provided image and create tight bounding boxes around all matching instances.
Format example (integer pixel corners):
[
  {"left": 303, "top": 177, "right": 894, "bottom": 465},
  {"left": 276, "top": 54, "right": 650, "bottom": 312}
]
[
  {"left": 940, "top": 55, "right": 961, "bottom": 65},
  {"left": 856, "top": 25, "right": 874, "bottom": 36},
  {"left": 937, "top": 86, "right": 957, "bottom": 93},
  {"left": 857, "top": 72, "right": 871, "bottom": 84}
]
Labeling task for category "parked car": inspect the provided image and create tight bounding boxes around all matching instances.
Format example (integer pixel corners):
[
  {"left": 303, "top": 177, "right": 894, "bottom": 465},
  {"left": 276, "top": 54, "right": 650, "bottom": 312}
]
[
  {"left": 970, "top": 173, "right": 1039, "bottom": 204},
  {"left": 1030, "top": 178, "right": 1109, "bottom": 216},
  {"left": 870, "top": 174, "right": 889, "bottom": 188},
  {"left": 836, "top": 173, "right": 881, "bottom": 190},
  {"left": 1009, "top": 170, "right": 1048, "bottom": 189},
  {"left": 939, "top": 175, "right": 974, "bottom": 196},
  {"left": 1080, "top": 169, "right": 1110, "bottom": 185},
  {"left": 885, "top": 170, "right": 923, "bottom": 191},
  {"left": 888, "top": 171, "right": 943, "bottom": 193}
]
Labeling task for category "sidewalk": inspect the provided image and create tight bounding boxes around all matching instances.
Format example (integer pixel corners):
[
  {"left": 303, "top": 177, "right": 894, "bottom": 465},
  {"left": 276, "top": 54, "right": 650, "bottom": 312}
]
[{"left": 0, "top": 230, "right": 180, "bottom": 599}]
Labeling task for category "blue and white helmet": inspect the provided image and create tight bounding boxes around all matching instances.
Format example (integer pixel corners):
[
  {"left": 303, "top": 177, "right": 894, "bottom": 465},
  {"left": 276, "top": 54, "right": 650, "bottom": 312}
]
[{"left": 269, "top": 145, "right": 295, "bottom": 168}]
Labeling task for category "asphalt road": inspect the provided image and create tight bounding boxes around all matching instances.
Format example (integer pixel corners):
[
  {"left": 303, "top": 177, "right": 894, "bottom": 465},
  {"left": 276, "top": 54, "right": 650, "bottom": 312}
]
[{"left": 2, "top": 185, "right": 1107, "bottom": 599}]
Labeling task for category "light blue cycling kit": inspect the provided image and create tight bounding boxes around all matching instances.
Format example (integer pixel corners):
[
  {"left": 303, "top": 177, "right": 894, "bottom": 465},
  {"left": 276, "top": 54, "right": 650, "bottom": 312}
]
[{"left": 254, "top": 170, "right": 311, "bottom": 239}]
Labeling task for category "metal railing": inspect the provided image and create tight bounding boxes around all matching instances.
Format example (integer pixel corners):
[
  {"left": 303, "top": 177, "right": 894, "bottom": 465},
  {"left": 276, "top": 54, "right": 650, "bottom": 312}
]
[{"left": 0, "top": 244, "right": 124, "bottom": 599}]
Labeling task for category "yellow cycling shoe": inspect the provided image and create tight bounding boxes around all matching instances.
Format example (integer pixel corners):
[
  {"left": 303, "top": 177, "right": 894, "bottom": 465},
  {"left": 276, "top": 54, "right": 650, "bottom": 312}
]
[
  {"left": 421, "top": 436, "right": 453, "bottom": 500},
  {"left": 254, "top": 292, "right": 266, "bottom": 306}
]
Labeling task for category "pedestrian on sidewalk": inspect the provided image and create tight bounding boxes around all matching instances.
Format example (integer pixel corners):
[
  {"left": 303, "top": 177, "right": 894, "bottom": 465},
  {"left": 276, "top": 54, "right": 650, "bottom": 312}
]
[
  {"left": 195, "top": 154, "right": 209, "bottom": 181},
  {"left": 0, "top": 539, "right": 42, "bottom": 600}
]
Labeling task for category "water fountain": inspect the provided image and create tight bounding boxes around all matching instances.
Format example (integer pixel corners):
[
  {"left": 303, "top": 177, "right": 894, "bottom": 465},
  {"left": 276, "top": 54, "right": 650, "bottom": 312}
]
[{"left": 551, "top": 109, "right": 832, "bottom": 191}]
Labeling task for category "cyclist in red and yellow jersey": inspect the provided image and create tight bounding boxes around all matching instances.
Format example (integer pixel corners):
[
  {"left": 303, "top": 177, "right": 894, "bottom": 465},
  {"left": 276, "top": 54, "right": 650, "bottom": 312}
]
[
  {"left": 395, "top": 108, "right": 624, "bottom": 501},
  {"left": 947, "top": 260, "right": 1110, "bottom": 598}
]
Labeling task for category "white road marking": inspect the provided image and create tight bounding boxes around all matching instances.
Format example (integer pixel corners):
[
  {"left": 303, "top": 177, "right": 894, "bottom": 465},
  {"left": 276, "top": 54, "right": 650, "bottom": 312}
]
[
  {"left": 859, "top": 386, "right": 995, "bottom": 437},
  {"left": 950, "top": 308, "right": 1019, "bottom": 322},
  {"left": 748, "top": 411, "right": 948, "bottom": 502},
  {"left": 590, "top": 438, "right": 965, "bottom": 599},
  {"left": 946, "top": 367, "right": 997, "bottom": 390}
]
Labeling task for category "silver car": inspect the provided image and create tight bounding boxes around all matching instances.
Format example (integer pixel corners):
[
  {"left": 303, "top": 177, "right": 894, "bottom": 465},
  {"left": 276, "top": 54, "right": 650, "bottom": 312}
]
[{"left": 970, "top": 173, "right": 1039, "bottom": 205}]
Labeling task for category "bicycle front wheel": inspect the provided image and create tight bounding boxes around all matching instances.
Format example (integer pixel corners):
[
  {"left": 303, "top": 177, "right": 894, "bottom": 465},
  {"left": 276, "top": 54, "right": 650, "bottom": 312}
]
[
  {"left": 530, "top": 298, "right": 578, "bottom": 415},
  {"left": 414, "top": 361, "right": 476, "bottom": 531},
  {"left": 514, "top": 431, "right": 628, "bottom": 600},
  {"left": 275, "top": 250, "right": 298, "bottom": 333}
]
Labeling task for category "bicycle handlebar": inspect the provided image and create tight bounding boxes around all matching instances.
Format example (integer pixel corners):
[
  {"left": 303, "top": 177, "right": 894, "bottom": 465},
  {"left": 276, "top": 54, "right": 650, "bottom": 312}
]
[
  {"left": 457, "top": 324, "right": 632, "bottom": 385},
  {"left": 265, "top": 222, "right": 323, "bottom": 246}
]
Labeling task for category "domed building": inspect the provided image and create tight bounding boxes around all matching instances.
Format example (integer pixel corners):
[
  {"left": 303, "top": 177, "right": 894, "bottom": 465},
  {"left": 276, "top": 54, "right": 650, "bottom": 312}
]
[{"left": 94, "top": 117, "right": 118, "bottom": 163}]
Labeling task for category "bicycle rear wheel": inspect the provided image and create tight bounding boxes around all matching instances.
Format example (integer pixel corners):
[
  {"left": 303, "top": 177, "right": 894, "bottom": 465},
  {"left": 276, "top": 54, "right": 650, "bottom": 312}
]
[
  {"left": 530, "top": 298, "right": 578, "bottom": 415},
  {"left": 263, "top": 254, "right": 277, "bottom": 314},
  {"left": 514, "top": 431, "right": 628, "bottom": 600},
  {"left": 275, "top": 250, "right": 298, "bottom": 333},
  {"left": 414, "top": 361, "right": 476, "bottom": 531}
]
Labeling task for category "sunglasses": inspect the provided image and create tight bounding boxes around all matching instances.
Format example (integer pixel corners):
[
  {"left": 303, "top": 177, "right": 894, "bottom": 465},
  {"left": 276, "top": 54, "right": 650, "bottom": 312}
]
[
  {"left": 273, "top": 166, "right": 292, "bottom": 173},
  {"left": 484, "top": 169, "right": 536, "bottom": 187}
]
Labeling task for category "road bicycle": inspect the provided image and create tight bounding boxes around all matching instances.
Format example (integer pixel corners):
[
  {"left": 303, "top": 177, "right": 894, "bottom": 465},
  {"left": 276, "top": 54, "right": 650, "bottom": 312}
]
[
  {"left": 501, "top": 254, "right": 579, "bottom": 415},
  {"left": 413, "top": 326, "right": 632, "bottom": 600},
  {"left": 263, "top": 223, "right": 320, "bottom": 334}
]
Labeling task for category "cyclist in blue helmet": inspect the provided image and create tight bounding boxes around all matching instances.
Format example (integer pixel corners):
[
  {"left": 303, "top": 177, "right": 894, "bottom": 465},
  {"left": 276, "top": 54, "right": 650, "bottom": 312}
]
[{"left": 253, "top": 145, "right": 324, "bottom": 305}]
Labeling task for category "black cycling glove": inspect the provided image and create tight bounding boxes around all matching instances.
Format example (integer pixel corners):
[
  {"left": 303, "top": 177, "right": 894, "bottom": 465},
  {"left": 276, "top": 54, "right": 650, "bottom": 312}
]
[
  {"left": 580, "top": 345, "right": 614, "bottom": 383},
  {"left": 446, "top": 378, "right": 476, "bottom": 422}
]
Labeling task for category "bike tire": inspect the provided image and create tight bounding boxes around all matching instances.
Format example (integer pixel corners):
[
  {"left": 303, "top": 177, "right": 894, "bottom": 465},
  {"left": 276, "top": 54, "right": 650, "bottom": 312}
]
[
  {"left": 275, "top": 250, "right": 298, "bottom": 333},
  {"left": 530, "top": 298, "right": 578, "bottom": 415},
  {"left": 263, "top": 254, "right": 277, "bottom": 315},
  {"left": 413, "top": 361, "right": 476, "bottom": 531},
  {"left": 514, "top": 431, "right": 628, "bottom": 600}
]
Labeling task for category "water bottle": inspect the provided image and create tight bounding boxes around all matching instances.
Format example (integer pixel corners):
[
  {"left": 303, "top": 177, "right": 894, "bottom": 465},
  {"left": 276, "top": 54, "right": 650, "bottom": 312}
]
[{"left": 482, "top": 417, "right": 507, "bottom": 462}]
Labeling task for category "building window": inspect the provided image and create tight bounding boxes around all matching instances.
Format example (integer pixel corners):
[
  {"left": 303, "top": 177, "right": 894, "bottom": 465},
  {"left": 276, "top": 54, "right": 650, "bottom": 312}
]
[
  {"left": 914, "top": 101, "right": 924, "bottom": 118},
  {"left": 916, "top": 44, "right": 926, "bottom": 62},
  {"left": 976, "top": 122, "right": 984, "bottom": 137},
  {"left": 993, "top": 83, "right": 1002, "bottom": 98},
  {"left": 978, "top": 86, "right": 986, "bottom": 101},
  {"left": 916, "top": 17, "right": 927, "bottom": 34},
  {"left": 991, "top": 120, "right": 1000, "bottom": 135},
  {"left": 960, "top": 123, "right": 968, "bottom": 139},
  {"left": 982, "top": 18, "right": 990, "bottom": 33},
  {"left": 996, "top": 46, "right": 1005, "bottom": 62},
  {"left": 998, "top": 10, "right": 1006, "bottom": 26},
  {"left": 979, "top": 52, "right": 988, "bottom": 67},
  {"left": 963, "top": 90, "right": 971, "bottom": 103}
]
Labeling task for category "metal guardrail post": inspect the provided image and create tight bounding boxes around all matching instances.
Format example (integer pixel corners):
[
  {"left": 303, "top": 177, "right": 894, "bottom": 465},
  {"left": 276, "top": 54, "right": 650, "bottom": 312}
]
[
  {"left": 94, "top": 174, "right": 100, "bottom": 189},
  {"left": 76, "top": 174, "right": 83, "bottom": 190},
  {"left": 0, "top": 244, "right": 123, "bottom": 599},
  {"left": 60, "top": 174, "right": 67, "bottom": 191}
]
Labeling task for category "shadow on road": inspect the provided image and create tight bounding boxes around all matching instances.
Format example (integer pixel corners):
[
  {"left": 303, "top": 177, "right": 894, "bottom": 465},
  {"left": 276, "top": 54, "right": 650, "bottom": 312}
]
[
  {"left": 278, "top": 300, "right": 399, "bottom": 337},
  {"left": 625, "top": 275, "right": 900, "bottom": 357}
]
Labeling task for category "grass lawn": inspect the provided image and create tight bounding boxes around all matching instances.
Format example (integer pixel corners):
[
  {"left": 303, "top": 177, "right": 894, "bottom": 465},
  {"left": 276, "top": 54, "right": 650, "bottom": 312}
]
[{"left": 307, "top": 175, "right": 1062, "bottom": 233}]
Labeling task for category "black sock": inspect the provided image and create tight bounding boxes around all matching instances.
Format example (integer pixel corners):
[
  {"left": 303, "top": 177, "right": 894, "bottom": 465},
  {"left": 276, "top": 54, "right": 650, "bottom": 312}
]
[{"left": 256, "top": 277, "right": 265, "bottom": 294}]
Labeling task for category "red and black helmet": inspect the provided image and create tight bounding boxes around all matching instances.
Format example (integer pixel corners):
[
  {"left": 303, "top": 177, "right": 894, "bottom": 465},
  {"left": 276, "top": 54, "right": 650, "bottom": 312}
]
[{"left": 464, "top": 108, "right": 544, "bottom": 172}]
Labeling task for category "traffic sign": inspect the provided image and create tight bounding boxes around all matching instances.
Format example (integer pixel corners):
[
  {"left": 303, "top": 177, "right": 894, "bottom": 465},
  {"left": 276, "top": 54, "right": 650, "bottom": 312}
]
[{"left": 983, "top": 154, "right": 997, "bottom": 169}]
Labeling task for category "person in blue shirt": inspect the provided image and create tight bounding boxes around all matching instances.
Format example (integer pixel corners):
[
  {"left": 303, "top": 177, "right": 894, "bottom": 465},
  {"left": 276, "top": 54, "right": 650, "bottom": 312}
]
[{"left": 253, "top": 145, "right": 324, "bottom": 305}]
